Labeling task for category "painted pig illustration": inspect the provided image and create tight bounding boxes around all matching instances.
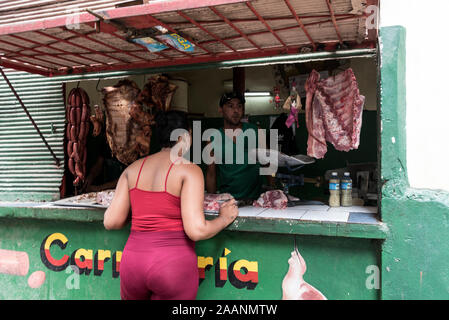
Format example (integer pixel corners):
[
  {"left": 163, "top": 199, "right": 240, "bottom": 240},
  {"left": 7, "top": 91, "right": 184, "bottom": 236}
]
[{"left": 282, "top": 250, "right": 327, "bottom": 300}]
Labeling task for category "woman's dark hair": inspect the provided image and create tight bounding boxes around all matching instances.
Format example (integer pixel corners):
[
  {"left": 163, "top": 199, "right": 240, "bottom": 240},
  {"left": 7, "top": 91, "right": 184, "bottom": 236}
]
[{"left": 155, "top": 110, "right": 190, "bottom": 148}]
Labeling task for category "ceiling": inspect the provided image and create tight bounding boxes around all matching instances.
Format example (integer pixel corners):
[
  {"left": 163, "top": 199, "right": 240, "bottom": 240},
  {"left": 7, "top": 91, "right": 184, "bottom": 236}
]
[{"left": 0, "top": 0, "right": 379, "bottom": 77}]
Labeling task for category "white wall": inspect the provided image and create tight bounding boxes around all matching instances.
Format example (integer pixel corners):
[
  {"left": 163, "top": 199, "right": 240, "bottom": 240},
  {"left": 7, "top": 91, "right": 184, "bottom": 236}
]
[
  {"left": 350, "top": 58, "right": 377, "bottom": 111},
  {"left": 172, "top": 67, "right": 285, "bottom": 117},
  {"left": 381, "top": 0, "right": 449, "bottom": 191}
]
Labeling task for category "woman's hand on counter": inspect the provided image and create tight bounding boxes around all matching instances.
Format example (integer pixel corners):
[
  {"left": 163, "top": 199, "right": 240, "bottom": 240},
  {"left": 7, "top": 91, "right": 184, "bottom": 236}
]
[
  {"left": 218, "top": 199, "right": 238, "bottom": 226},
  {"left": 180, "top": 164, "right": 237, "bottom": 242}
]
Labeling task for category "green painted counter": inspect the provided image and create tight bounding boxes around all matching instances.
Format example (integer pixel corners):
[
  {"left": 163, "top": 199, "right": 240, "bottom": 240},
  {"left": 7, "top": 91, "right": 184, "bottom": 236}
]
[
  {"left": 0, "top": 202, "right": 383, "bottom": 300},
  {"left": 0, "top": 203, "right": 388, "bottom": 239}
]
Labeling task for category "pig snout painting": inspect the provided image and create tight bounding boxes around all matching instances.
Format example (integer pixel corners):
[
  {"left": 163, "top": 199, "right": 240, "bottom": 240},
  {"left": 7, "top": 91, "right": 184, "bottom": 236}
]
[{"left": 281, "top": 250, "right": 327, "bottom": 300}]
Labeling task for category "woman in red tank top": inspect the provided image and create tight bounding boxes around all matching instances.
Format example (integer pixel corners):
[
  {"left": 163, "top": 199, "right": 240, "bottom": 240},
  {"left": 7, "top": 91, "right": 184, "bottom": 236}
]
[{"left": 103, "top": 111, "right": 238, "bottom": 300}]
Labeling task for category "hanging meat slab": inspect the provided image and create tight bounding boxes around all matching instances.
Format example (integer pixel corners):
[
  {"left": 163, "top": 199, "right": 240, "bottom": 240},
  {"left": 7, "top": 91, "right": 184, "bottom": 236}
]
[
  {"left": 305, "top": 68, "right": 365, "bottom": 159},
  {"left": 102, "top": 76, "right": 177, "bottom": 165},
  {"left": 66, "top": 87, "right": 90, "bottom": 186},
  {"left": 102, "top": 79, "right": 155, "bottom": 165},
  {"left": 90, "top": 105, "right": 104, "bottom": 137},
  {"left": 138, "top": 75, "right": 177, "bottom": 111}
]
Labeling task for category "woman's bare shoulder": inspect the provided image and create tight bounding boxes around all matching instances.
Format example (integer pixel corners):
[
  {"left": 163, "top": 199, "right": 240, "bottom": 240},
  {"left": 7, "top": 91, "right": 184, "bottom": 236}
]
[
  {"left": 175, "top": 158, "right": 203, "bottom": 177},
  {"left": 125, "top": 155, "right": 153, "bottom": 174}
]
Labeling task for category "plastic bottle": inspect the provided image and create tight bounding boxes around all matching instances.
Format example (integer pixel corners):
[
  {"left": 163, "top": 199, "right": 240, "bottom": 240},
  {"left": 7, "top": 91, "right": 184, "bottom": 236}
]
[
  {"left": 341, "top": 172, "right": 353, "bottom": 207},
  {"left": 329, "top": 172, "right": 340, "bottom": 207}
]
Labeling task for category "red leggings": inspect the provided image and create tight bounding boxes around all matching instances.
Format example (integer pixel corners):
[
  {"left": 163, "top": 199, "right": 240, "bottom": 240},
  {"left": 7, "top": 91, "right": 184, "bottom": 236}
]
[{"left": 120, "top": 230, "right": 198, "bottom": 300}]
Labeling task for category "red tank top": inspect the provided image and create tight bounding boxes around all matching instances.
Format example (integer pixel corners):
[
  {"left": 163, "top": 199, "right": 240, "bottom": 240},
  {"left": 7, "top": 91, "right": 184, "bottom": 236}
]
[{"left": 129, "top": 156, "right": 183, "bottom": 232}]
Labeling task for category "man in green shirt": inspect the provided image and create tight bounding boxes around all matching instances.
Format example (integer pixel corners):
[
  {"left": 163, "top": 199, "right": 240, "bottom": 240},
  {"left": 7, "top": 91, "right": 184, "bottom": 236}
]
[{"left": 206, "top": 92, "right": 264, "bottom": 200}]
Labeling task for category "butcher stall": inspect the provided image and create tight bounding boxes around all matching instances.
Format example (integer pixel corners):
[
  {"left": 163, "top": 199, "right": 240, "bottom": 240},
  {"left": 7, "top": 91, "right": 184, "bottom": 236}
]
[{"left": 0, "top": 0, "right": 388, "bottom": 300}]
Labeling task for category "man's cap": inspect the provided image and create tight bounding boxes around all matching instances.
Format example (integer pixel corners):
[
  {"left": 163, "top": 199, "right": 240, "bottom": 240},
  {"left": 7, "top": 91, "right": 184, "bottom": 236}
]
[{"left": 219, "top": 91, "right": 245, "bottom": 107}]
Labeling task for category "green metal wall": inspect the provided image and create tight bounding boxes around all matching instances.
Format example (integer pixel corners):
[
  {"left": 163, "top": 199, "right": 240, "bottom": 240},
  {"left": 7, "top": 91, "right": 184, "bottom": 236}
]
[
  {"left": 0, "top": 69, "right": 65, "bottom": 201},
  {"left": 379, "top": 26, "right": 449, "bottom": 299}
]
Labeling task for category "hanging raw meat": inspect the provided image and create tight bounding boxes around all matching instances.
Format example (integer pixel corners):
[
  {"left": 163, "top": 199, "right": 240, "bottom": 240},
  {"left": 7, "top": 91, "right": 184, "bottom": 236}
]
[
  {"left": 66, "top": 87, "right": 90, "bottom": 186},
  {"left": 89, "top": 105, "right": 104, "bottom": 137},
  {"left": 305, "top": 68, "right": 365, "bottom": 159},
  {"left": 138, "top": 75, "right": 177, "bottom": 111},
  {"left": 102, "top": 79, "right": 155, "bottom": 165}
]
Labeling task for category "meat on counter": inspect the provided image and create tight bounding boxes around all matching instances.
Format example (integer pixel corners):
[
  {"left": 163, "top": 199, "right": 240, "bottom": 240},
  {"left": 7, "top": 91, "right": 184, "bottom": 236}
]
[
  {"left": 95, "top": 189, "right": 115, "bottom": 207},
  {"left": 204, "top": 193, "right": 234, "bottom": 212},
  {"left": 97, "top": 191, "right": 233, "bottom": 210},
  {"left": 253, "top": 190, "right": 288, "bottom": 209}
]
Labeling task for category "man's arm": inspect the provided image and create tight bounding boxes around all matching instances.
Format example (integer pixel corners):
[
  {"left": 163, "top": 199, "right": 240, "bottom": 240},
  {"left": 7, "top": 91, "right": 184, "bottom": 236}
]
[{"left": 266, "top": 174, "right": 276, "bottom": 188}]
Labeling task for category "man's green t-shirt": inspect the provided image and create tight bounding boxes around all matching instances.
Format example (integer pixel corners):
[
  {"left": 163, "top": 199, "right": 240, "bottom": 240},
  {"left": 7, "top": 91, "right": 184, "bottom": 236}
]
[{"left": 211, "top": 122, "right": 263, "bottom": 200}]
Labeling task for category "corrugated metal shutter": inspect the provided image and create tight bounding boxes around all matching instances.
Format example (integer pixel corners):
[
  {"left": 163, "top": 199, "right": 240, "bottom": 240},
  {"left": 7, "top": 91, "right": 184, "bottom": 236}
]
[
  {"left": 0, "top": 66, "right": 164, "bottom": 203},
  {"left": 0, "top": 68, "right": 65, "bottom": 201}
]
